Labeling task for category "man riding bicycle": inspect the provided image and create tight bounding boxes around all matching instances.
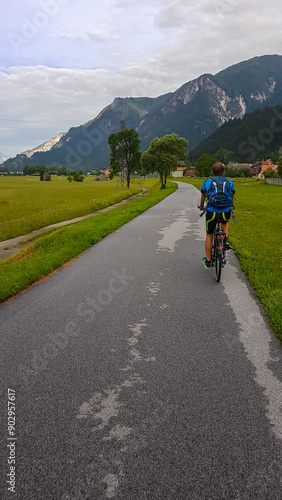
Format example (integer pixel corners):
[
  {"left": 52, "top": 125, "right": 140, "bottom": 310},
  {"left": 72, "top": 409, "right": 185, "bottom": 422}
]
[{"left": 199, "top": 162, "right": 235, "bottom": 269}]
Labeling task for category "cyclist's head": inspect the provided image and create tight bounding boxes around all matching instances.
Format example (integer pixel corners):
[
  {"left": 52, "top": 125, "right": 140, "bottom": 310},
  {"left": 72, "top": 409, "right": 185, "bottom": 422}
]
[{"left": 212, "top": 162, "right": 224, "bottom": 176}]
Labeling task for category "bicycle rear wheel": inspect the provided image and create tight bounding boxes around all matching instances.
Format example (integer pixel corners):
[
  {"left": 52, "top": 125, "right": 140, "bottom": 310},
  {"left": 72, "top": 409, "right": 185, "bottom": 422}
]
[{"left": 215, "top": 250, "right": 222, "bottom": 282}]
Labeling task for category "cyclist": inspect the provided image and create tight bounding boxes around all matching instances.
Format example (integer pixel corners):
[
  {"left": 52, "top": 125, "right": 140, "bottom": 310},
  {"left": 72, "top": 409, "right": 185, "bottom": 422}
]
[{"left": 199, "top": 162, "right": 235, "bottom": 269}]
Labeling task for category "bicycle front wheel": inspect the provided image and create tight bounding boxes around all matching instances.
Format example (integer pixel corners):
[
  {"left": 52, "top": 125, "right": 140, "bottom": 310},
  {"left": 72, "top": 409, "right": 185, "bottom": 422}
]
[{"left": 215, "top": 251, "right": 222, "bottom": 282}]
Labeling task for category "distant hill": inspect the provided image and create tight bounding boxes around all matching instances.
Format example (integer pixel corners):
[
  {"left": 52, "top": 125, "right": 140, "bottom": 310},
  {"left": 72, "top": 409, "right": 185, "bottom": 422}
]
[
  {"left": 4, "top": 95, "right": 170, "bottom": 172},
  {"left": 4, "top": 54, "right": 282, "bottom": 172},
  {"left": 189, "top": 104, "right": 282, "bottom": 163}
]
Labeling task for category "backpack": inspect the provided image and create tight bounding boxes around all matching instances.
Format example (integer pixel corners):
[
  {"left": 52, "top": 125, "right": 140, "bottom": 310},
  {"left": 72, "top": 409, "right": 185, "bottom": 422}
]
[{"left": 206, "top": 177, "right": 233, "bottom": 209}]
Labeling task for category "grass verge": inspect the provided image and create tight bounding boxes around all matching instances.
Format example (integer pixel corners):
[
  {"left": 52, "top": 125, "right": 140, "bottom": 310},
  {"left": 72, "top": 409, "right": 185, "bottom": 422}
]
[
  {"left": 0, "top": 177, "right": 150, "bottom": 241},
  {"left": 178, "top": 177, "right": 282, "bottom": 341},
  {"left": 0, "top": 181, "right": 177, "bottom": 303}
]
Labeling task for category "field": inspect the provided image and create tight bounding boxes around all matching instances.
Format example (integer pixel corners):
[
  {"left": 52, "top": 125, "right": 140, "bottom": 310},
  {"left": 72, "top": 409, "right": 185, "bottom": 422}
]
[
  {"left": 1, "top": 176, "right": 281, "bottom": 340},
  {"left": 0, "top": 176, "right": 149, "bottom": 241},
  {"left": 179, "top": 177, "right": 282, "bottom": 339},
  {"left": 0, "top": 180, "right": 177, "bottom": 303}
]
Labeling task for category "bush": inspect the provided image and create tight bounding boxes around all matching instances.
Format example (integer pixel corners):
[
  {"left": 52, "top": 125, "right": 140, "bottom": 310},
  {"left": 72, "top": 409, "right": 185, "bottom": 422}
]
[
  {"left": 225, "top": 167, "right": 251, "bottom": 178},
  {"left": 72, "top": 172, "right": 85, "bottom": 182},
  {"left": 263, "top": 167, "right": 277, "bottom": 178}
]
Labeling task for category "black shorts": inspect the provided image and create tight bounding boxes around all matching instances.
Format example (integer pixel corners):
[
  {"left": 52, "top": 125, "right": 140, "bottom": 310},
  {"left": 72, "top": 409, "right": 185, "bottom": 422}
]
[{"left": 206, "top": 211, "right": 231, "bottom": 234}]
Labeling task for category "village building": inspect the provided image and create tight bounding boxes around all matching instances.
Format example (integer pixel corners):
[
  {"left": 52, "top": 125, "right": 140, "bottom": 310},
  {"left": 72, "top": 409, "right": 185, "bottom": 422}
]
[
  {"left": 171, "top": 161, "right": 187, "bottom": 178},
  {"left": 184, "top": 169, "right": 196, "bottom": 177},
  {"left": 250, "top": 159, "right": 278, "bottom": 177}
]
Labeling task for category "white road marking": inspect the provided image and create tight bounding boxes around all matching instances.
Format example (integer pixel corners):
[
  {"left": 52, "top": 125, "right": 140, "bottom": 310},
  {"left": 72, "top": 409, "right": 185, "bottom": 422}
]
[{"left": 223, "top": 262, "right": 282, "bottom": 443}]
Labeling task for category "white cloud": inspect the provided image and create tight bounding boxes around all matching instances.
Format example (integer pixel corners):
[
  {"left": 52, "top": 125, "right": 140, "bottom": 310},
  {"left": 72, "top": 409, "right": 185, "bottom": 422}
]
[
  {"left": 0, "top": 64, "right": 176, "bottom": 156},
  {"left": 156, "top": 1, "right": 200, "bottom": 28},
  {"left": 0, "top": 0, "right": 282, "bottom": 157}
]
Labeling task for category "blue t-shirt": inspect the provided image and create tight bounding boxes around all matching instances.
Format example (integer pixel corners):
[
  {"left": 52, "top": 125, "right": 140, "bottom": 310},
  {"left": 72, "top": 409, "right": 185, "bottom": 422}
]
[{"left": 201, "top": 176, "right": 235, "bottom": 213}]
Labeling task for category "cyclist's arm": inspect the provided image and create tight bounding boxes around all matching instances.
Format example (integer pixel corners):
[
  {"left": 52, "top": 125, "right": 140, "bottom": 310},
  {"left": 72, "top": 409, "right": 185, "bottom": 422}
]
[
  {"left": 199, "top": 179, "right": 209, "bottom": 208},
  {"left": 200, "top": 191, "right": 206, "bottom": 208}
]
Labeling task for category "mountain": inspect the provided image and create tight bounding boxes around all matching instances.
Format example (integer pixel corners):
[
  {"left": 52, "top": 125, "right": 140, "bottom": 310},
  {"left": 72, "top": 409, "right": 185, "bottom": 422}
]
[
  {"left": 4, "top": 54, "right": 282, "bottom": 172},
  {"left": 23, "top": 132, "right": 66, "bottom": 158},
  {"left": 4, "top": 95, "right": 170, "bottom": 172},
  {"left": 189, "top": 104, "right": 282, "bottom": 163},
  {"left": 0, "top": 152, "right": 9, "bottom": 164}
]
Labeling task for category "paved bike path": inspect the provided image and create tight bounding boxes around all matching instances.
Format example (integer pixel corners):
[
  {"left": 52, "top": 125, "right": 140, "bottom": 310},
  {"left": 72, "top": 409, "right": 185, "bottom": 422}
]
[{"left": 0, "top": 182, "right": 281, "bottom": 499}]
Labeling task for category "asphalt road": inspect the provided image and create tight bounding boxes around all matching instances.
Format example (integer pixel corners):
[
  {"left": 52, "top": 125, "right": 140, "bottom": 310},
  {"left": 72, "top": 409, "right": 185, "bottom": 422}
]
[{"left": 1, "top": 182, "right": 282, "bottom": 500}]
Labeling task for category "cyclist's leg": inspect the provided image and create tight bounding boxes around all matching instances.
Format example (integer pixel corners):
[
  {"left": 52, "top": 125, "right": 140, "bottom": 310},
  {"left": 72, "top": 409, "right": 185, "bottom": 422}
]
[
  {"left": 205, "top": 234, "right": 213, "bottom": 261},
  {"left": 220, "top": 212, "right": 229, "bottom": 235},
  {"left": 205, "top": 212, "right": 216, "bottom": 261},
  {"left": 221, "top": 221, "right": 229, "bottom": 237},
  {"left": 220, "top": 212, "right": 231, "bottom": 248}
]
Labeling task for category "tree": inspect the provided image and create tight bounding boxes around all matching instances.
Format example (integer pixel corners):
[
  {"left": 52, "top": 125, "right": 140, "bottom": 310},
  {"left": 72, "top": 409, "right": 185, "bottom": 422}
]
[
  {"left": 263, "top": 167, "right": 277, "bottom": 178},
  {"left": 214, "top": 149, "right": 235, "bottom": 165},
  {"left": 23, "top": 165, "right": 36, "bottom": 176},
  {"left": 39, "top": 167, "right": 45, "bottom": 181},
  {"left": 278, "top": 156, "right": 282, "bottom": 178},
  {"left": 66, "top": 170, "right": 84, "bottom": 182},
  {"left": 141, "top": 134, "right": 188, "bottom": 189},
  {"left": 108, "top": 128, "right": 141, "bottom": 188},
  {"left": 39, "top": 167, "right": 51, "bottom": 181},
  {"left": 225, "top": 167, "right": 251, "bottom": 178},
  {"left": 72, "top": 171, "right": 85, "bottom": 182},
  {"left": 195, "top": 154, "right": 216, "bottom": 177},
  {"left": 57, "top": 166, "right": 67, "bottom": 176}
]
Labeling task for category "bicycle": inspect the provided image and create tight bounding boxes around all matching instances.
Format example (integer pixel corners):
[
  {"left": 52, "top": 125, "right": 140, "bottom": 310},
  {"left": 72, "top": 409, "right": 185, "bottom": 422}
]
[{"left": 198, "top": 206, "right": 235, "bottom": 282}]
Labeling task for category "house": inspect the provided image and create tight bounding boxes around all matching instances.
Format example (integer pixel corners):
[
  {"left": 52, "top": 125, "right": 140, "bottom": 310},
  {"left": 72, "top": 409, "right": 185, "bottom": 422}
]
[
  {"left": 250, "top": 162, "right": 262, "bottom": 176},
  {"left": 250, "top": 159, "right": 277, "bottom": 177},
  {"left": 184, "top": 169, "right": 196, "bottom": 177},
  {"left": 171, "top": 161, "right": 186, "bottom": 178},
  {"left": 260, "top": 160, "right": 277, "bottom": 173}
]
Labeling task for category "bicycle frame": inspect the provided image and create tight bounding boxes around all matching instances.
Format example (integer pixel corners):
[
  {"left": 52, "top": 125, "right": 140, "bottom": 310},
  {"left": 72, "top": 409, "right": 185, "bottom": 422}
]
[
  {"left": 198, "top": 206, "right": 228, "bottom": 283},
  {"left": 211, "top": 222, "right": 226, "bottom": 282}
]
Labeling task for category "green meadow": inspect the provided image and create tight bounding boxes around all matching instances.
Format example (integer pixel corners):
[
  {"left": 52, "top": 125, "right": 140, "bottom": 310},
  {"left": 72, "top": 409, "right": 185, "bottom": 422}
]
[
  {"left": 1, "top": 175, "right": 281, "bottom": 340},
  {"left": 0, "top": 180, "right": 177, "bottom": 302},
  {"left": 179, "top": 177, "right": 282, "bottom": 340},
  {"left": 0, "top": 176, "right": 149, "bottom": 241}
]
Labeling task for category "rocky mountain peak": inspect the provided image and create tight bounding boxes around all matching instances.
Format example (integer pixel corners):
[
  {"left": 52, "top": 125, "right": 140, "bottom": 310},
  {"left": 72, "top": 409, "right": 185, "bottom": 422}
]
[
  {"left": 3, "top": 55, "right": 282, "bottom": 172},
  {"left": 23, "top": 132, "right": 66, "bottom": 158}
]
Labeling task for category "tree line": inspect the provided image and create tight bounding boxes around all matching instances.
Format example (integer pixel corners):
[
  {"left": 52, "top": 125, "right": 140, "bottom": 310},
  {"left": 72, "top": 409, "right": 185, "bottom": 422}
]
[
  {"left": 22, "top": 165, "right": 85, "bottom": 182},
  {"left": 108, "top": 128, "right": 282, "bottom": 185},
  {"left": 17, "top": 126, "right": 282, "bottom": 185}
]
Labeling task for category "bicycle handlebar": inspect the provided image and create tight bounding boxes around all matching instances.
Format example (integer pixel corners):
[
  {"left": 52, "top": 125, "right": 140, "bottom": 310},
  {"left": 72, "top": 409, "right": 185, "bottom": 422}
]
[{"left": 197, "top": 205, "right": 207, "bottom": 217}]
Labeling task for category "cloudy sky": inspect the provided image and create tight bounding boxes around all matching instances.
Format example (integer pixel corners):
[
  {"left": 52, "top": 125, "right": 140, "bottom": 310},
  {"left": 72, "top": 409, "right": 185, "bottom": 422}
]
[{"left": 1, "top": 0, "right": 282, "bottom": 158}]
